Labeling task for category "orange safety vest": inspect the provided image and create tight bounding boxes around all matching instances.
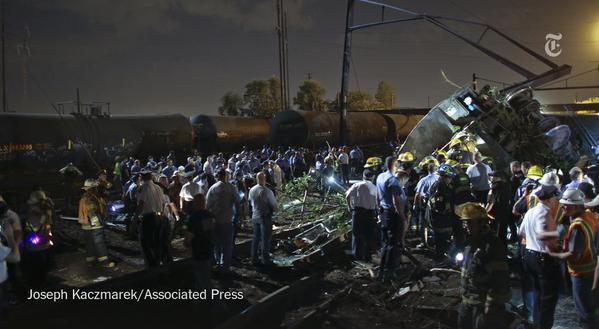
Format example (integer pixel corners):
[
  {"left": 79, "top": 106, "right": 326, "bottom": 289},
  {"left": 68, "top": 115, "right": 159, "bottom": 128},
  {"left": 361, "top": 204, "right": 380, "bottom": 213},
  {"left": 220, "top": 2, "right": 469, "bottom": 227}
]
[{"left": 563, "top": 212, "right": 599, "bottom": 277}]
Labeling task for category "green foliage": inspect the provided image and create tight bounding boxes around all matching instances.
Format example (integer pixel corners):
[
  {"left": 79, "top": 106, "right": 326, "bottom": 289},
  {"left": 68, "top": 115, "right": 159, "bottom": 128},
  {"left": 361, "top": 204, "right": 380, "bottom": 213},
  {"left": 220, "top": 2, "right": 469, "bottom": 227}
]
[
  {"left": 293, "top": 79, "right": 328, "bottom": 111},
  {"left": 375, "top": 80, "right": 396, "bottom": 109},
  {"left": 347, "top": 90, "right": 374, "bottom": 111},
  {"left": 218, "top": 92, "right": 244, "bottom": 116}
]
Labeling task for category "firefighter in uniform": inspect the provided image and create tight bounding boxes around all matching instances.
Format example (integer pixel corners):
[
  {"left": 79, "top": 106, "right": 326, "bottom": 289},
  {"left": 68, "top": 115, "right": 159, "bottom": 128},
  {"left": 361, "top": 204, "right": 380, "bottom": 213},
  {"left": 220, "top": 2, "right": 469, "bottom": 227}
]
[
  {"left": 398, "top": 152, "right": 418, "bottom": 232},
  {"left": 428, "top": 164, "right": 457, "bottom": 259},
  {"left": 363, "top": 157, "right": 383, "bottom": 181},
  {"left": 450, "top": 160, "right": 473, "bottom": 256},
  {"left": 78, "top": 179, "right": 115, "bottom": 268},
  {"left": 548, "top": 189, "right": 599, "bottom": 329},
  {"left": 447, "top": 139, "right": 472, "bottom": 165},
  {"left": 455, "top": 202, "right": 511, "bottom": 329}
]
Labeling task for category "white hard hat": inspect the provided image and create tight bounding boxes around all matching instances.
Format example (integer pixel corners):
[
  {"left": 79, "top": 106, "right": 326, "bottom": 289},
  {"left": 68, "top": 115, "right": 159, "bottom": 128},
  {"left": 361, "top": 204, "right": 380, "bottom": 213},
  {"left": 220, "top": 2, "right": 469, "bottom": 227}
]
[
  {"left": 539, "top": 172, "right": 560, "bottom": 189},
  {"left": 559, "top": 188, "right": 585, "bottom": 206}
]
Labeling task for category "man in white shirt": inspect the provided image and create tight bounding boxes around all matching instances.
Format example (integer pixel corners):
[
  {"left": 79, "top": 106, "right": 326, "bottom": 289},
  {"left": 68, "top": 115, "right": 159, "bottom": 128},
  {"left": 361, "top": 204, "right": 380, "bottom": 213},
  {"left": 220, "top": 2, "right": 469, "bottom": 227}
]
[
  {"left": 466, "top": 152, "right": 493, "bottom": 204},
  {"left": 517, "top": 184, "right": 561, "bottom": 329},
  {"left": 338, "top": 147, "right": 350, "bottom": 185},
  {"left": 179, "top": 179, "right": 201, "bottom": 214},
  {"left": 248, "top": 172, "right": 278, "bottom": 266},
  {"left": 346, "top": 170, "right": 378, "bottom": 261},
  {"left": 136, "top": 171, "right": 171, "bottom": 268}
]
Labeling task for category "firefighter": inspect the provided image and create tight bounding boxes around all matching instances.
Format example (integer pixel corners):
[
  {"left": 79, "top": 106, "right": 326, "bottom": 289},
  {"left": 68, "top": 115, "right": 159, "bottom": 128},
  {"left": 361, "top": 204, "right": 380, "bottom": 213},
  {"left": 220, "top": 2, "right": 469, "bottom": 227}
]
[
  {"left": 78, "top": 179, "right": 115, "bottom": 268},
  {"left": 398, "top": 152, "right": 418, "bottom": 232},
  {"left": 428, "top": 164, "right": 456, "bottom": 260},
  {"left": 547, "top": 189, "right": 599, "bottom": 329},
  {"left": 455, "top": 202, "right": 511, "bottom": 329},
  {"left": 364, "top": 157, "right": 383, "bottom": 179},
  {"left": 447, "top": 139, "right": 472, "bottom": 164}
]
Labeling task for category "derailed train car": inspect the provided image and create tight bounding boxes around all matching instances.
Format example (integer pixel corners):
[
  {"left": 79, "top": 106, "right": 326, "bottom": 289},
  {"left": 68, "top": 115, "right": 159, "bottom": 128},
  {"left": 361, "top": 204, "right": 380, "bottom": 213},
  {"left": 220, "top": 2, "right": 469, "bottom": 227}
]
[
  {"left": 399, "top": 86, "right": 599, "bottom": 171},
  {"left": 268, "top": 110, "right": 424, "bottom": 147}
]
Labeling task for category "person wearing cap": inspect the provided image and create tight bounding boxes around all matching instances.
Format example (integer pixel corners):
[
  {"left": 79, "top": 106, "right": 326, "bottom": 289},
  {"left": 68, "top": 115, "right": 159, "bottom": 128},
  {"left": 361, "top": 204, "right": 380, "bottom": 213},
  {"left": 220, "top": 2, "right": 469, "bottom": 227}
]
[
  {"left": 455, "top": 202, "right": 510, "bottom": 329},
  {"left": 466, "top": 152, "right": 492, "bottom": 205},
  {"left": 514, "top": 165, "right": 543, "bottom": 202},
  {"left": 346, "top": 169, "right": 378, "bottom": 262},
  {"left": 78, "top": 179, "right": 114, "bottom": 268},
  {"left": 375, "top": 156, "right": 406, "bottom": 281},
  {"left": 545, "top": 189, "right": 599, "bottom": 329},
  {"left": 486, "top": 171, "right": 515, "bottom": 245},
  {"left": 206, "top": 168, "right": 240, "bottom": 273},
  {"left": 428, "top": 164, "right": 456, "bottom": 259},
  {"left": 136, "top": 170, "right": 172, "bottom": 268},
  {"left": 517, "top": 184, "right": 561, "bottom": 329},
  {"left": 168, "top": 170, "right": 185, "bottom": 212}
]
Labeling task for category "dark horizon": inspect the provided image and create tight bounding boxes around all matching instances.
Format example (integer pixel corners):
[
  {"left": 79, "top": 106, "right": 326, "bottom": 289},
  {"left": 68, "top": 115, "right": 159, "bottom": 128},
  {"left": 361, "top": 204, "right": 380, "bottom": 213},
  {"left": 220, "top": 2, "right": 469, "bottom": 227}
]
[{"left": 2, "top": 0, "right": 599, "bottom": 116}]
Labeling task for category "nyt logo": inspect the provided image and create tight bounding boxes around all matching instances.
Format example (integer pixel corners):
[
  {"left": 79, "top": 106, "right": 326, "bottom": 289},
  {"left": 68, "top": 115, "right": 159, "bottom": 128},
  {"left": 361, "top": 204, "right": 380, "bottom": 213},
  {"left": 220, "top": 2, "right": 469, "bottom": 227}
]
[{"left": 545, "top": 33, "right": 563, "bottom": 57}]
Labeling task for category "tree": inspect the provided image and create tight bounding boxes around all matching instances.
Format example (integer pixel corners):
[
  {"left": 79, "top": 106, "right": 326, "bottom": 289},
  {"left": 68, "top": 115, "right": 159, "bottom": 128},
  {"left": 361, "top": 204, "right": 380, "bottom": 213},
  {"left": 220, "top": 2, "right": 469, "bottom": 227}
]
[
  {"left": 293, "top": 79, "right": 328, "bottom": 111},
  {"left": 375, "top": 80, "right": 396, "bottom": 109},
  {"left": 243, "top": 78, "right": 280, "bottom": 118},
  {"left": 218, "top": 92, "right": 244, "bottom": 116},
  {"left": 347, "top": 90, "right": 374, "bottom": 111}
]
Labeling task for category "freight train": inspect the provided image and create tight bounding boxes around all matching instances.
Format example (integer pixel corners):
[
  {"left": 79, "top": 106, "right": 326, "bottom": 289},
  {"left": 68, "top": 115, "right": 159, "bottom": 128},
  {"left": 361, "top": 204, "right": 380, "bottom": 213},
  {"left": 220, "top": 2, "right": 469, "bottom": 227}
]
[{"left": 0, "top": 110, "right": 425, "bottom": 201}]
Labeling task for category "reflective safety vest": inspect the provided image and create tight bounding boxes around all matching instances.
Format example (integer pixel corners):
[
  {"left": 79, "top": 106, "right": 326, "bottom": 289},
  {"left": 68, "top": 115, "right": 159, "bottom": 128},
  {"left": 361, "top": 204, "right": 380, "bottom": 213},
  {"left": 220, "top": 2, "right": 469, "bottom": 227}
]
[{"left": 564, "top": 212, "right": 599, "bottom": 277}]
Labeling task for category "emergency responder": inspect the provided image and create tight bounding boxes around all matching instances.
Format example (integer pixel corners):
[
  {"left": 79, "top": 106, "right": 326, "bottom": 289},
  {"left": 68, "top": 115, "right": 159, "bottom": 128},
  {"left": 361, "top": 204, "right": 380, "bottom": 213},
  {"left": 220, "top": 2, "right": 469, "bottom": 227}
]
[
  {"left": 78, "top": 179, "right": 115, "bottom": 268},
  {"left": 363, "top": 157, "right": 383, "bottom": 181},
  {"left": 414, "top": 162, "right": 439, "bottom": 244},
  {"left": 428, "top": 164, "right": 456, "bottom": 260},
  {"left": 466, "top": 152, "right": 492, "bottom": 204},
  {"left": 518, "top": 184, "right": 561, "bottom": 329},
  {"left": 23, "top": 189, "right": 54, "bottom": 287},
  {"left": 547, "top": 189, "right": 599, "bottom": 329},
  {"left": 136, "top": 170, "right": 172, "bottom": 268},
  {"left": 376, "top": 156, "right": 406, "bottom": 281},
  {"left": 346, "top": 170, "right": 378, "bottom": 262},
  {"left": 432, "top": 149, "right": 447, "bottom": 164},
  {"left": 455, "top": 202, "right": 511, "bottom": 329},
  {"left": 451, "top": 161, "right": 474, "bottom": 206},
  {"left": 514, "top": 164, "right": 543, "bottom": 202},
  {"left": 449, "top": 161, "right": 472, "bottom": 256},
  {"left": 486, "top": 171, "right": 515, "bottom": 245},
  {"left": 447, "top": 139, "right": 472, "bottom": 164},
  {"left": 398, "top": 152, "right": 418, "bottom": 232}
]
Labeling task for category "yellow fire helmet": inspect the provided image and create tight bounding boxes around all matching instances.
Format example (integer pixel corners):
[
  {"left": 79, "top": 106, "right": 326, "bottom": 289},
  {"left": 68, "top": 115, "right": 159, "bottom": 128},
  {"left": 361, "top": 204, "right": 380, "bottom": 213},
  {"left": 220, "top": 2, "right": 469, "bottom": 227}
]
[
  {"left": 445, "top": 159, "right": 459, "bottom": 167},
  {"left": 433, "top": 149, "right": 448, "bottom": 158},
  {"left": 419, "top": 156, "right": 439, "bottom": 169},
  {"left": 397, "top": 151, "right": 415, "bottom": 163},
  {"left": 449, "top": 139, "right": 462, "bottom": 148},
  {"left": 527, "top": 165, "right": 543, "bottom": 180},
  {"left": 464, "top": 139, "right": 477, "bottom": 153},
  {"left": 364, "top": 157, "right": 382, "bottom": 168}
]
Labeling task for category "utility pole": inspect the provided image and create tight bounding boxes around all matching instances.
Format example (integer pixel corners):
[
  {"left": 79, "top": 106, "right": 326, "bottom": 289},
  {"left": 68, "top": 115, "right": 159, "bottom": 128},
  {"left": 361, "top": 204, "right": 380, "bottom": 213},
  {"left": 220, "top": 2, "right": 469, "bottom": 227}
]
[
  {"left": 283, "top": 10, "right": 290, "bottom": 109},
  {"left": 339, "top": 0, "right": 355, "bottom": 146},
  {"left": 276, "top": 0, "right": 286, "bottom": 112},
  {"left": 1, "top": 0, "right": 6, "bottom": 112},
  {"left": 76, "top": 88, "right": 81, "bottom": 114}
]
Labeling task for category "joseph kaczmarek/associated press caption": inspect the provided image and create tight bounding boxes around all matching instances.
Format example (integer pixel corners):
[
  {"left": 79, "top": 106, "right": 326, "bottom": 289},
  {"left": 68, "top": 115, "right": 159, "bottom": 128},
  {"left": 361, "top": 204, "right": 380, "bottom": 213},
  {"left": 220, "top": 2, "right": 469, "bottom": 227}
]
[{"left": 28, "top": 288, "right": 244, "bottom": 302}]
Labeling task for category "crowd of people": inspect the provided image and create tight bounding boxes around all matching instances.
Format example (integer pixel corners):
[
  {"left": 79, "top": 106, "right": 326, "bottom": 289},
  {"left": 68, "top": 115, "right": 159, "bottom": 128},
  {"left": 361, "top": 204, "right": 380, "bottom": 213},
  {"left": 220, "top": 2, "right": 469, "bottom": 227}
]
[
  {"left": 343, "top": 131, "right": 599, "bottom": 329},
  {"left": 1, "top": 134, "right": 598, "bottom": 328}
]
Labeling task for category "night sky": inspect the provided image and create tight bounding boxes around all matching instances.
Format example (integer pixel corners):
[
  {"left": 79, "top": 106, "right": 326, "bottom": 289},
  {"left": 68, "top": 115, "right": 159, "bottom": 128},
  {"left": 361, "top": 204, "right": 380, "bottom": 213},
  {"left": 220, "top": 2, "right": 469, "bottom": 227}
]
[{"left": 3, "top": 0, "right": 599, "bottom": 115}]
